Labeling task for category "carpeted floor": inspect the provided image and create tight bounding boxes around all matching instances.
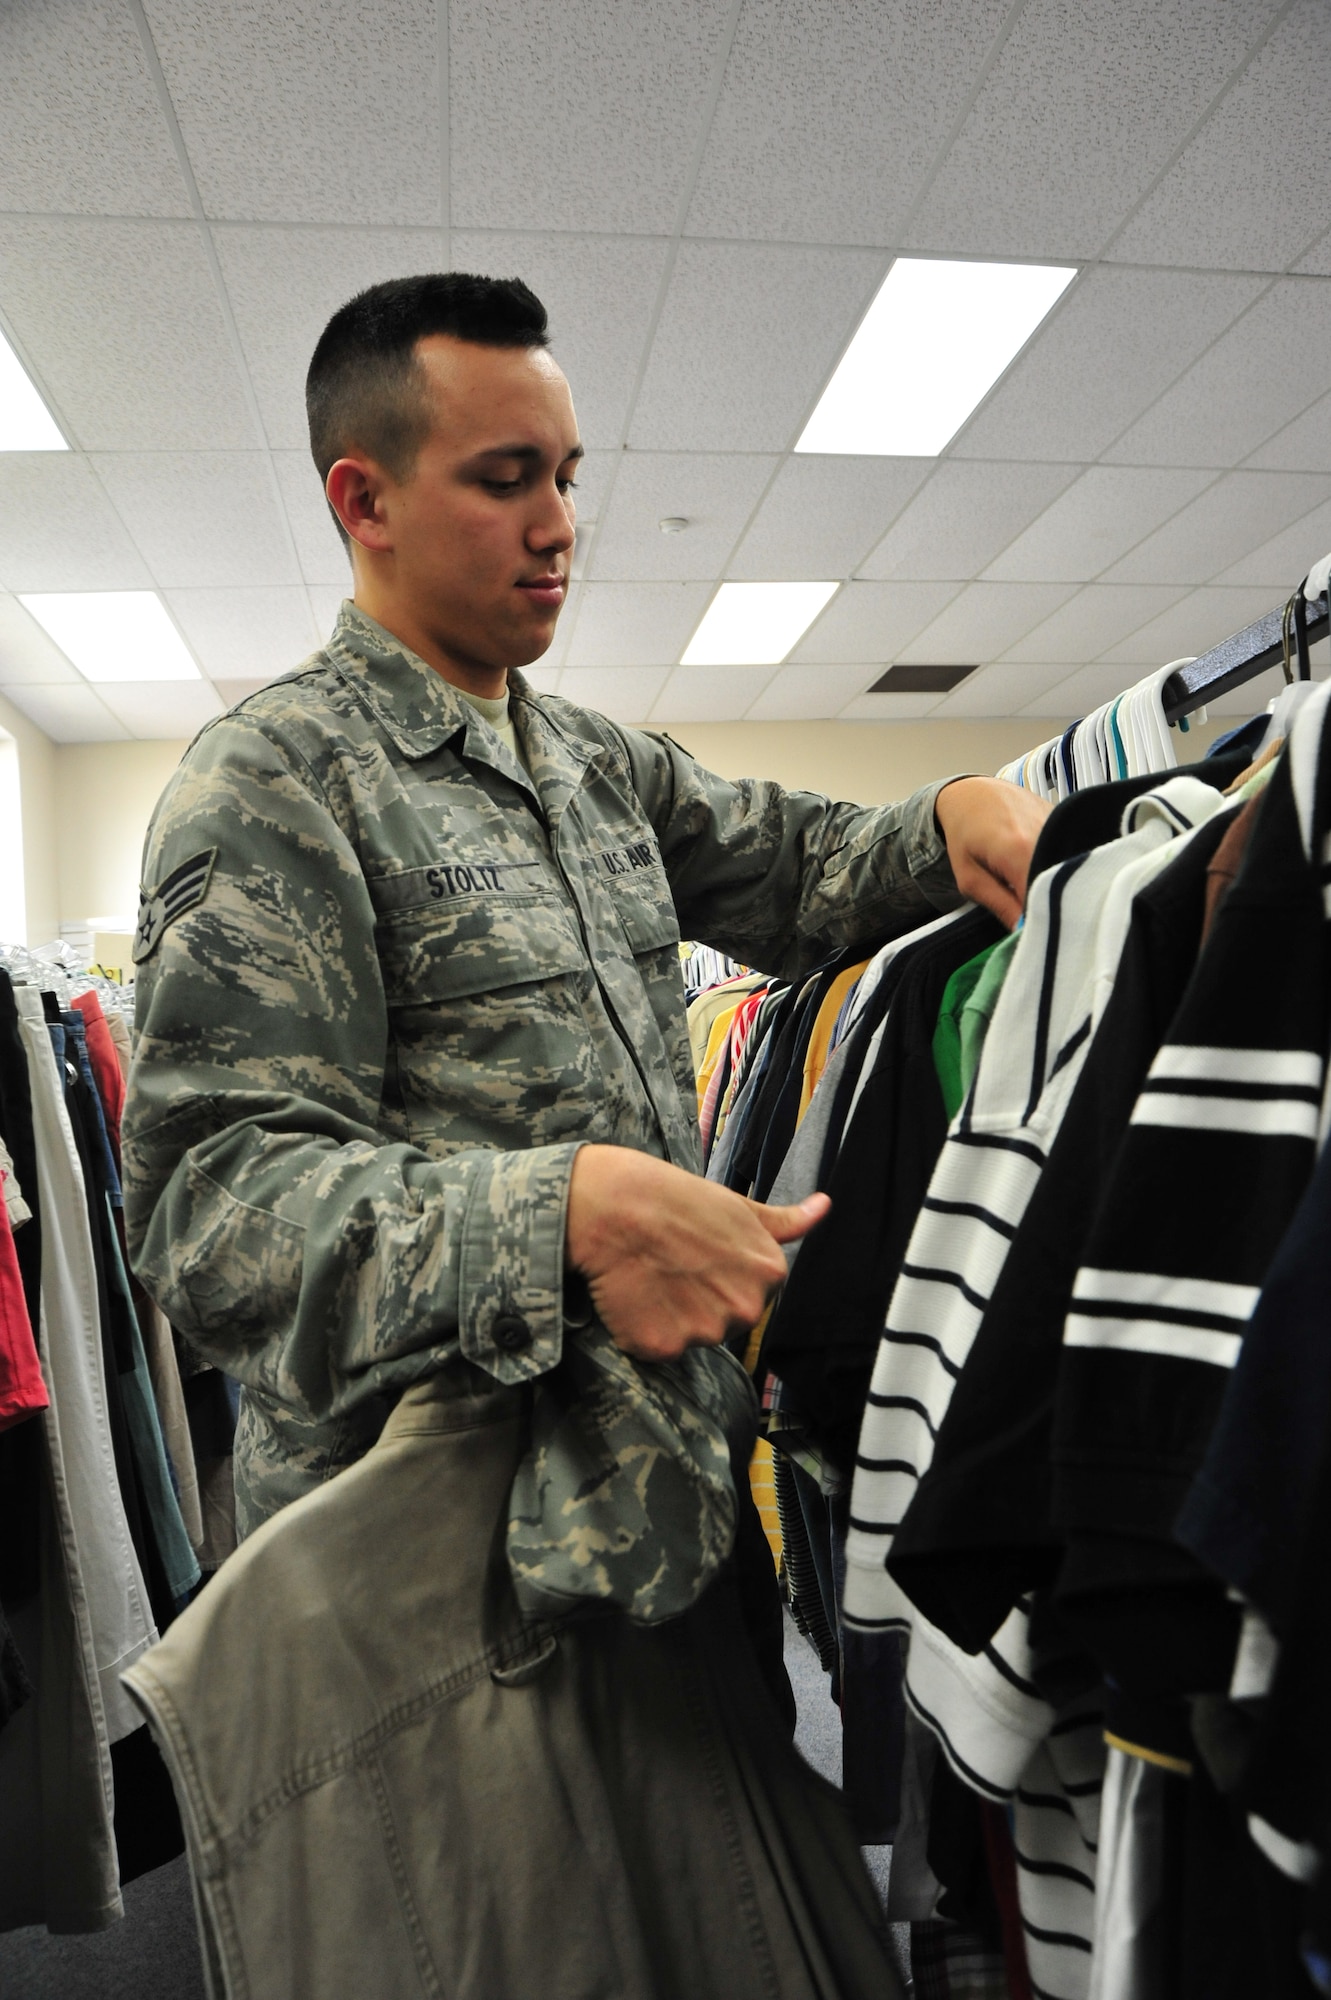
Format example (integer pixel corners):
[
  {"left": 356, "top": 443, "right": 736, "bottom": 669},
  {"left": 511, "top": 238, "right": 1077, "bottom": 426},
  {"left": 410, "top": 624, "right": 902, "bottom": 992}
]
[
  {"left": 0, "top": 1613, "right": 907, "bottom": 1998},
  {"left": 0, "top": 1852, "right": 204, "bottom": 2000},
  {"left": 782, "top": 1610, "right": 912, "bottom": 1991}
]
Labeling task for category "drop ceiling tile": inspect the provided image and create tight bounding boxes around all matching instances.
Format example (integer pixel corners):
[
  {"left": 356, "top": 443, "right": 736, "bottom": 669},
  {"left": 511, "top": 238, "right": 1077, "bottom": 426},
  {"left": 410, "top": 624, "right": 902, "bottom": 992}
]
[
  {"left": 953, "top": 266, "right": 1266, "bottom": 463},
  {"left": 0, "top": 0, "right": 188, "bottom": 217},
  {"left": 164, "top": 587, "right": 320, "bottom": 680},
  {"left": 650, "top": 665, "right": 779, "bottom": 723},
  {"left": 629, "top": 241, "right": 886, "bottom": 453},
  {"left": 451, "top": 0, "right": 729, "bottom": 233},
  {"left": 555, "top": 667, "right": 671, "bottom": 723},
  {"left": 685, "top": 0, "right": 1008, "bottom": 243},
  {"left": 838, "top": 690, "right": 945, "bottom": 721},
  {"left": 1020, "top": 664, "right": 1140, "bottom": 716},
  {"left": 143, "top": 0, "right": 442, "bottom": 224},
  {"left": 213, "top": 676, "right": 277, "bottom": 709},
  {"left": 1211, "top": 497, "right": 1331, "bottom": 589},
  {"left": 307, "top": 584, "right": 348, "bottom": 640},
  {"left": 1110, "top": 0, "right": 1331, "bottom": 272},
  {"left": 787, "top": 581, "right": 959, "bottom": 665},
  {"left": 1103, "top": 472, "right": 1331, "bottom": 585},
  {"left": 928, "top": 664, "right": 1075, "bottom": 718},
  {"left": 898, "top": 583, "right": 1078, "bottom": 665},
  {"left": 746, "top": 665, "right": 879, "bottom": 721},
  {"left": 0, "top": 457, "right": 153, "bottom": 593},
  {"left": 861, "top": 461, "right": 1083, "bottom": 582},
  {"left": 1295, "top": 228, "right": 1331, "bottom": 276},
  {"left": 0, "top": 218, "right": 255, "bottom": 452},
  {"left": 588, "top": 454, "right": 777, "bottom": 581},
  {"left": 95, "top": 679, "right": 224, "bottom": 739},
  {"left": 272, "top": 453, "right": 353, "bottom": 587},
  {"left": 905, "top": 0, "right": 1278, "bottom": 259},
  {"left": 1245, "top": 387, "right": 1331, "bottom": 472},
  {"left": 214, "top": 226, "right": 446, "bottom": 451},
  {"left": 1104, "top": 279, "right": 1331, "bottom": 468},
  {"left": 562, "top": 581, "right": 713, "bottom": 667},
  {"left": 450, "top": 234, "right": 671, "bottom": 453},
  {"left": 95, "top": 454, "right": 301, "bottom": 589},
  {"left": 521, "top": 665, "right": 562, "bottom": 696},
  {"left": 0, "top": 596, "right": 82, "bottom": 686},
  {"left": 4, "top": 682, "right": 129, "bottom": 743},
  {"left": 1099, "top": 585, "right": 1290, "bottom": 666},
  {"left": 731, "top": 457, "right": 932, "bottom": 583},
  {"left": 1001, "top": 584, "right": 1189, "bottom": 663},
  {"left": 984, "top": 467, "right": 1215, "bottom": 583}
]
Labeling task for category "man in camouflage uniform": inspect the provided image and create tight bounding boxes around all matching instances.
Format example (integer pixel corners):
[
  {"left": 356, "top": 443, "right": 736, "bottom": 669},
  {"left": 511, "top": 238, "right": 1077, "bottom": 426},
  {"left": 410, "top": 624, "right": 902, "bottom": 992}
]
[{"left": 124, "top": 273, "right": 1047, "bottom": 1541}]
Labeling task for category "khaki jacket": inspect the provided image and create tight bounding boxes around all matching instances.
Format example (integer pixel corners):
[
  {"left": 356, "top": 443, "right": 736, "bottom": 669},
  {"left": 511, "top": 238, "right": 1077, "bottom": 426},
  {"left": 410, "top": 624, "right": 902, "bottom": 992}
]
[
  {"left": 123, "top": 1365, "right": 904, "bottom": 2000},
  {"left": 123, "top": 602, "right": 960, "bottom": 1533}
]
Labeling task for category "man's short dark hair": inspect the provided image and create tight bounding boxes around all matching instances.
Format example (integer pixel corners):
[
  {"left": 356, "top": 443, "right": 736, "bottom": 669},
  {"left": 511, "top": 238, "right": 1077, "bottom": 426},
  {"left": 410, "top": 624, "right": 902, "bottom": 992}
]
[{"left": 306, "top": 272, "right": 550, "bottom": 547}]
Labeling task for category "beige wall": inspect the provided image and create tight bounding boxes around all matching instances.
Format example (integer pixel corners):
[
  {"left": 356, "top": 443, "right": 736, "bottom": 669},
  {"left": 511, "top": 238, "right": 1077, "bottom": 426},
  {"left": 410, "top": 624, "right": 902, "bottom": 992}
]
[
  {"left": 54, "top": 740, "right": 189, "bottom": 935},
  {"left": 0, "top": 691, "right": 58, "bottom": 947},
  {"left": 664, "top": 717, "right": 1071, "bottom": 803},
  {"left": 624, "top": 713, "right": 1232, "bottom": 803}
]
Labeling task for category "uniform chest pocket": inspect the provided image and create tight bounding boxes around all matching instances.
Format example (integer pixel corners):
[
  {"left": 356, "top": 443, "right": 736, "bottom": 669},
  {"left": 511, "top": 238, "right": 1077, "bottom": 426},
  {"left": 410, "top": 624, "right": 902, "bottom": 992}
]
[
  {"left": 609, "top": 880, "right": 681, "bottom": 957},
  {"left": 587, "top": 844, "right": 680, "bottom": 957},
  {"left": 374, "top": 879, "right": 587, "bottom": 1004}
]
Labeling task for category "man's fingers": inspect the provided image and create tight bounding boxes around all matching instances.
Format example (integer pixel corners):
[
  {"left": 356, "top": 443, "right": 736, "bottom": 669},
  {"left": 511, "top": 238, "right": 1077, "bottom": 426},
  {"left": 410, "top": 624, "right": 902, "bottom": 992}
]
[
  {"left": 991, "top": 837, "right": 1032, "bottom": 909},
  {"left": 966, "top": 864, "right": 1023, "bottom": 932},
  {"left": 749, "top": 1192, "right": 831, "bottom": 1244},
  {"left": 934, "top": 776, "right": 1051, "bottom": 927}
]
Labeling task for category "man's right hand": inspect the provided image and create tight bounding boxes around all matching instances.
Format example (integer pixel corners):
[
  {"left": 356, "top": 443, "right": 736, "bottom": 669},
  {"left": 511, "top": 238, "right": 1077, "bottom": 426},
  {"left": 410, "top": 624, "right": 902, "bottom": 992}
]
[{"left": 566, "top": 1145, "right": 829, "bottom": 1363}]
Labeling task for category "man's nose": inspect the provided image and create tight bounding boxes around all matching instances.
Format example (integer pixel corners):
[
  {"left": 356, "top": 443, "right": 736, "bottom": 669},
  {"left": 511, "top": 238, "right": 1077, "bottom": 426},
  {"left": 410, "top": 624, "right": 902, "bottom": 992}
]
[{"left": 528, "top": 484, "right": 574, "bottom": 553}]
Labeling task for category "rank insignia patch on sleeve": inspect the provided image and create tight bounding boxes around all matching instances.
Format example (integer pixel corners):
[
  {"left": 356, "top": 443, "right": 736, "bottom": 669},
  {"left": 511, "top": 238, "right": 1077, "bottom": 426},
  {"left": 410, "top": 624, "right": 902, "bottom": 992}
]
[{"left": 133, "top": 848, "right": 218, "bottom": 964}]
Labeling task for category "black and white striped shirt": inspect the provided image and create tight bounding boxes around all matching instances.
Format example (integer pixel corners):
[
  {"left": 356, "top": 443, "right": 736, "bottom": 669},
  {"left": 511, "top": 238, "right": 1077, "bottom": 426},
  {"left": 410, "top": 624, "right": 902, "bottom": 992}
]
[
  {"left": 842, "top": 774, "right": 1229, "bottom": 2000},
  {"left": 1051, "top": 681, "right": 1331, "bottom": 1700}
]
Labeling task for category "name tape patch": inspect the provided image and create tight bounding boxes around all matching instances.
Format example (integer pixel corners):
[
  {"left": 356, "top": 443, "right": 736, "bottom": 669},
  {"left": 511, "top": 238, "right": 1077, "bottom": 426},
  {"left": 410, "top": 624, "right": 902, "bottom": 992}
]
[
  {"left": 134, "top": 848, "right": 217, "bottom": 963},
  {"left": 372, "top": 858, "right": 548, "bottom": 915}
]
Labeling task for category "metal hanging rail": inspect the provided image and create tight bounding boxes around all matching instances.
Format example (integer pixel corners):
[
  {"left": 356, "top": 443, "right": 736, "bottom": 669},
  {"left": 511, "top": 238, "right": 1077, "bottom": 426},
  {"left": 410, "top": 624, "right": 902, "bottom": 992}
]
[{"left": 1161, "top": 578, "right": 1330, "bottom": 725}]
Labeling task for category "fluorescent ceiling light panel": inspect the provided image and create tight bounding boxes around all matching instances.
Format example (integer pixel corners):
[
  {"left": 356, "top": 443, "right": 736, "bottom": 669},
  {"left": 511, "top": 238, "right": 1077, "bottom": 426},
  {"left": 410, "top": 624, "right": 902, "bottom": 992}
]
[
  {"left": 19, "top": 592, "right": 201, "bottom": 681},
  {"left": 796, "top": 258, "right": 1076, "bottom": 457},
  {"left": 0, "top": 329, "right": 67, "bottom": 450},
  {"left": 681, "top": 581, "right": 838, "bottom": 666}
]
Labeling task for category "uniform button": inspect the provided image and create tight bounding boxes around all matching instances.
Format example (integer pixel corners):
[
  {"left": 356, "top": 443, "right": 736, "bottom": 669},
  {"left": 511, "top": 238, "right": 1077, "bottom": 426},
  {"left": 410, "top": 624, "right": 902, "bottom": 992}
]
[{"left": 492, "top": 1312, "right": 532, "bottom": 1354}]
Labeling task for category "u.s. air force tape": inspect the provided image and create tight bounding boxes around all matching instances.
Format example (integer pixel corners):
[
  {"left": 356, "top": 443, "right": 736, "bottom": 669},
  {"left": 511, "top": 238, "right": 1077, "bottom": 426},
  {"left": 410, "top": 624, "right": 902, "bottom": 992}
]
[{"left": 133, "top": 848, "right": 218, "bottom": 964}]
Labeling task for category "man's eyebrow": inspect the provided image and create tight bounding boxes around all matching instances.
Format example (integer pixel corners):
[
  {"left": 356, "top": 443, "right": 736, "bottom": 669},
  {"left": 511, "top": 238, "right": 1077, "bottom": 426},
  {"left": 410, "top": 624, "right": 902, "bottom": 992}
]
[{"left": 471, "top": 441, "right": 586, "bottom": 464}]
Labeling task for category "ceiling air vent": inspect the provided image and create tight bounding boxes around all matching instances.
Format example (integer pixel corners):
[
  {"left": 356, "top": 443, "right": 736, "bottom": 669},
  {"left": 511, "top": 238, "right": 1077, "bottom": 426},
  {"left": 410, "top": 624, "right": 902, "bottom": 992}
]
[{"left": 867, "top": 664, "right": 976, "bottom": 694}]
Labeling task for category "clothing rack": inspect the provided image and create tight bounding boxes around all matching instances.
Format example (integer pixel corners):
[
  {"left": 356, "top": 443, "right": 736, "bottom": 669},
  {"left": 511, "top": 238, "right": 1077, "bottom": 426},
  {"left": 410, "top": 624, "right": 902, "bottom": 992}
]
[{"left": 1161, "top": 568, "right": 1330, "bottom": 723}]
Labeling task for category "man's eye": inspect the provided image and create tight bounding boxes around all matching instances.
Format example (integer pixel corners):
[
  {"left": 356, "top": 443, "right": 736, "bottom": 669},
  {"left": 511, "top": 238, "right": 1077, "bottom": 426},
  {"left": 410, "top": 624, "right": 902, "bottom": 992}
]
[
  {"left": 484, "top": 479, "right": 522, "bottom": 494},
  {"left": 558, "top": 479, "right": 579, "bottom": 495}
]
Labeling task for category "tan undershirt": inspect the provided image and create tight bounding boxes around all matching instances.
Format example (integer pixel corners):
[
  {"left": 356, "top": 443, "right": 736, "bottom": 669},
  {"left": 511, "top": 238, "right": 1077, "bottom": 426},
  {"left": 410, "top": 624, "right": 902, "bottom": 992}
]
[{"left": 455, "top": 684, "right": 529, "bottom": 773}]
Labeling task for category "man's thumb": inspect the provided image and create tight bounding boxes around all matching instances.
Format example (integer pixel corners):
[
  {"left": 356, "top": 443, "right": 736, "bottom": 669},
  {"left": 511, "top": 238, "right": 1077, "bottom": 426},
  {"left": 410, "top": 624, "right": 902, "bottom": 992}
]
[{"left": 750, "top": 1192, "right": 831, "bottom": 1244}]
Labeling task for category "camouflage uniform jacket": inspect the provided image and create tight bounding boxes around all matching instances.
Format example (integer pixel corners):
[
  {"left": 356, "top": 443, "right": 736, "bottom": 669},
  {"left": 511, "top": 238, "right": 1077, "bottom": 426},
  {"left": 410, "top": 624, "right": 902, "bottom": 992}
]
[{"left": 123, "top": 601, "right": 963, "bottom": 1534}]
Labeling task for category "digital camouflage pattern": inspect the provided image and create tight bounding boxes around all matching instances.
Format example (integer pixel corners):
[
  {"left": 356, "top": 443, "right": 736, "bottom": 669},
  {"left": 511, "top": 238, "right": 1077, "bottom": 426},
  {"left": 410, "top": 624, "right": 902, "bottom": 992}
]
[
  {"left": 509, "top": 1322, "right": 758, "bottom": 1625},
  {"left": 123, "top": 600, "right": 962, "bottom": 1544}
]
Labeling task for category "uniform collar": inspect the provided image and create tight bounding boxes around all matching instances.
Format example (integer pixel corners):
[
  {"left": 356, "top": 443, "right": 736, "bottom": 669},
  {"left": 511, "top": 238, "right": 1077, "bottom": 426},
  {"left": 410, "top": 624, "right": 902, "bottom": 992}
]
[
  {"left": 326, "top": 601, "right": 474, "bottom": 761},
  {"left": 326, "top": 601, "right": 609, "bottom": 821}
]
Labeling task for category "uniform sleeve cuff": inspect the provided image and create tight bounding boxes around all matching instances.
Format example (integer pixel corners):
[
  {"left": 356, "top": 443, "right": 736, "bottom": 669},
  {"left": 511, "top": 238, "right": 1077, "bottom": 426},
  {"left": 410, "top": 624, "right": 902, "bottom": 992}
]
[
  {"left": 905, "top": 774, "right": 978, "bottom": 910},
  {"left": 457, "top": 1142, "right": 583, "bottom": 1383}
]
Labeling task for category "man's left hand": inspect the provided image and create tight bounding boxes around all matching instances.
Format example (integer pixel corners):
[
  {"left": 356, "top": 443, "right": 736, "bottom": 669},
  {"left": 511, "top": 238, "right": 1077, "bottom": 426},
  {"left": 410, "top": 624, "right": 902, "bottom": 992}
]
[{"left": 934, "top": 776, "right": 1052, "bottom": 930}]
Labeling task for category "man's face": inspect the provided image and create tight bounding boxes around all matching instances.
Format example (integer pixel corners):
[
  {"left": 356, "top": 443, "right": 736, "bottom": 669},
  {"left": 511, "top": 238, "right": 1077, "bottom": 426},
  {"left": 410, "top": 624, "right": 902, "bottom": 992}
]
[{"left": 355, "top": 335, "right": 582, "bottom": 675}]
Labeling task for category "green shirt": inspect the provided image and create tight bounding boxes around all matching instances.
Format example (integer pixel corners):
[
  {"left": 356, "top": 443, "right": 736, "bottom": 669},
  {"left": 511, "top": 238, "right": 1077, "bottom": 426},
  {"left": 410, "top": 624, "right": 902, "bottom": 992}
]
[{"left": 931, "top": 938, "right": 1005, "bottom": 1120}]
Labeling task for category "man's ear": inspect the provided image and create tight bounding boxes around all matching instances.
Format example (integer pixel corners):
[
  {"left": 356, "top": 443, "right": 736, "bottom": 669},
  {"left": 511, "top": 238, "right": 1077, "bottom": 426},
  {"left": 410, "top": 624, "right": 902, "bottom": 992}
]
[{"left": 326, "top": 457, "right": 393, "bottom": 554}]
